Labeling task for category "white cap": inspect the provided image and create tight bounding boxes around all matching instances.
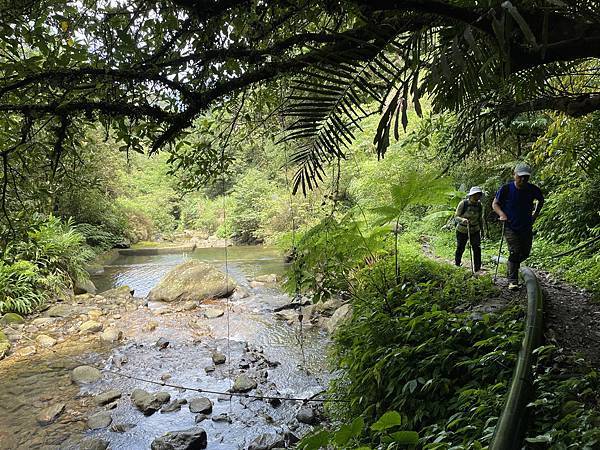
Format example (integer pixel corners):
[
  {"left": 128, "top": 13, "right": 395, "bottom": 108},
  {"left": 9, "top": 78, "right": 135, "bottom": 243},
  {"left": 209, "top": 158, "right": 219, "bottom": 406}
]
[{"left": 468, "top": 186, "right": 483, "bottom": 196}]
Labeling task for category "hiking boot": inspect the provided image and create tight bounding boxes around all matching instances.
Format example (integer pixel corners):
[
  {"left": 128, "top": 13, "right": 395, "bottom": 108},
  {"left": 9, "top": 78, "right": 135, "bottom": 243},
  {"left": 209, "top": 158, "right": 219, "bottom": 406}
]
[{"left": 508, "top": 282, "right": 519, "bottom": 291}]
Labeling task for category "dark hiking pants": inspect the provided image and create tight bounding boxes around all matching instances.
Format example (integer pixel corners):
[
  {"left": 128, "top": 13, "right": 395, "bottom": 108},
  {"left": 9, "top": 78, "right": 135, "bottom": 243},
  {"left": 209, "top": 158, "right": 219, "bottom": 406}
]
[
  {"left": 455, "top": 229, "right": 481, "bottom": 271},
  {"left": 504, "top": 227, "right": 533, "bottom": 283}
]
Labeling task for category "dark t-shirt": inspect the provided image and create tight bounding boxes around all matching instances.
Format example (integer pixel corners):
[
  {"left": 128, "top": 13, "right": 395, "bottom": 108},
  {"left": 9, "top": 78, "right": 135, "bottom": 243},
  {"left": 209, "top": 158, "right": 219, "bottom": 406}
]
[{"left": 495, "top": 182, "right": 544, "bottom": 232}]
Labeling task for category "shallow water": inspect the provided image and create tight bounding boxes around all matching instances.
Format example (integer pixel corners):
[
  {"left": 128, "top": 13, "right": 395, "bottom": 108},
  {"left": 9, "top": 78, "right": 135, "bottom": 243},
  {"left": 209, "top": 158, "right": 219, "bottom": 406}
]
[
  {"left": 92, "top": 246, "right": 287, "bottom": 298},
  {"left": 0, "top": 246, "right": 330, "bottom": 449}
]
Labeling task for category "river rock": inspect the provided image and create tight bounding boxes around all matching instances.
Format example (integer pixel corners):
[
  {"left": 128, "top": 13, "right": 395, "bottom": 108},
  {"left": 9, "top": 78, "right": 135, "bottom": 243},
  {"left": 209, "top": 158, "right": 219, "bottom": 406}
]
[
  {"left": 175, "top": 301, "right": 198, "bottom": 312},
  {"left": 211, "top": 351, "right": 226, "bottom": 365},
  {"left": 87, "top": 309, "right": 103, "bottom": 320},
  {"left": 80, "top": 320, "right": 103, "bottom": 333},
  {"left": 248, "top": 433, "right": 286, "bottom": 450},
  {"left": 231, "top": 374, "right": 257, "bottom": 393},
  {"left": 0, "top": 313, "right": 25, "bottom": 325},
  {"left": 45, "top": 304, "right": 77, "bottom": 318},
  {"left": 131, "top": 389, "right": 171, "bottom": 415},
  {"left": 94, "top": 389, "right": 122, "bottom": 406},
  {"left": 74, "top": 278, "right": 97, "bottom": 295},
  {"left": 194, "top": 413, "right": 208, "bottom": 423},
  {"left": 156, "top": 337, "right": 170, "bottom": 349},
  {"left": 110, "top": 423, "right": 136, "bottom": 433},
  {"left": 161, "top": 399, "right": 186, "bottom": 413},
  {"left": 253, "top": 274, "right": 279, "bottom": 283},
  {"left": 15, "top": 345, "right": 36, "bottom": 357},
  {"left": 0, "top": 341, "right": 10, "bottom": 359},
  {"left": 32, "top": 317, "right": 55, "bottom": 326},
  {"left": 296, "top": 406, "right": 318, "bottom": 425},
  {"left": 87, "top": 411, "right": 112, "bottom": 429},
  {"left": 326, "top": 304, "right": 352, "bottom": 334},
  {"left": 35, "top": 334, "right": 57, "bottom": 348},
  {"left": 72, "top": 365, "right": 102, "bottom": 384},
  {"left": 144, "top": 320, "right": 159, "bottom": 332},
  {"left": 189, "top": 397, "right": 213, "bottom": 414},
  {"left": 211, "top": 413, "right": 231, "bottom": 423},
  {"left": 232, "top": 287, "right": 250, "bottom": 300},
  {"left": 100, "top": 328, "right": 123, "bottom": 343},
  {"left": 102, "top": 285, "right": 134, "bottom": 302},
  {"left": 79, "top": 438, "right": 109, "bottom": 450},
  {"left": 274, "top": 310, "right": 297, "bottom": 323},
  {"left": 85, "top": 264, "right": 105, "bottom": 276},
  {"left": 202, "top": 307, "right": 224, "bottom": 319},
  {"left": 147, "top": 260, "right": 236, "bottom": 303},
  {"left": 37, "top": 403, "right": 65, "bottom": 425},
  {"left": 150, "top": 427, "right": 207, "bottom": 450},
  {"left": 318, "top": 298, "right": 345, "bottom": 316}
]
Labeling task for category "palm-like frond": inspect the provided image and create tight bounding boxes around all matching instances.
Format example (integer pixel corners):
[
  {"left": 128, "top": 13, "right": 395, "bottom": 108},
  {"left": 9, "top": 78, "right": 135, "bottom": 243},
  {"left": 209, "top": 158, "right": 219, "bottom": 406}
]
[{"left": 282, "top": 30, "right": 407, "bottom": 194}]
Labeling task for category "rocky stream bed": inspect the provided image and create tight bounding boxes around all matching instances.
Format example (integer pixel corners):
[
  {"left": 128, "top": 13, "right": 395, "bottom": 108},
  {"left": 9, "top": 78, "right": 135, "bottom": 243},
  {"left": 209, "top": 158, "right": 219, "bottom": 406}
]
[{"left": 0, "top": 246, "right": 351, "bottom": 449}]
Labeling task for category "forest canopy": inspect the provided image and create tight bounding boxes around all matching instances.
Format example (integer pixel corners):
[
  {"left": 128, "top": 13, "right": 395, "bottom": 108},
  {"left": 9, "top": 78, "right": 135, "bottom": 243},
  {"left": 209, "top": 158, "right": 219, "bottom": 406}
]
[{"left": 1, "top": 0, "right": 600, "bottom": 198}]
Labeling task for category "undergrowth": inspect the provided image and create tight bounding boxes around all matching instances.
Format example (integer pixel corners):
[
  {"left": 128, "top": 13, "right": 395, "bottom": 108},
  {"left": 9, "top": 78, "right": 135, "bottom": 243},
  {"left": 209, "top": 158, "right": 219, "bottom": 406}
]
[{"left": 0, "top": 216, "right": 93, "bottom": 314}]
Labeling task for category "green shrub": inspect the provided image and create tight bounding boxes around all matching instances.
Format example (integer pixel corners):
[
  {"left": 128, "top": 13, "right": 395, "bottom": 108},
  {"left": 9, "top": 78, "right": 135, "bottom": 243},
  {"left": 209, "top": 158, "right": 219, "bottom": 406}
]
[
  {"left": 330, "top": 254, "right": 523, "bottom": 448},
  {"left": 0, "top": 216, "right": 95, "bottom": 314},
  {"left": 229, "top": 169, "right": 277, "bottom": 243},
  {"left": 284, "top": 212, "right": 387, "bottom": 301},
  {"left": 75, "top": 223, "right": 122, "bottom": 250},
  {"left": 526, "top": 346, "right": 600, "bottom": 448},
  {"left": 0, "top": 260, "right": 47, "bottom": 314},
  {"left": 20, "top": 216, "right": 94, "bottom": 283}
]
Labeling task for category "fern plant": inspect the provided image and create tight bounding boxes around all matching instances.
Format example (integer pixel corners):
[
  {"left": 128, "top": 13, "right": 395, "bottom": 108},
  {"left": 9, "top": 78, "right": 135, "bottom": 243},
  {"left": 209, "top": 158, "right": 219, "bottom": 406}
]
[
  {"left": 0, "top": 260, "right": 47, "bottom": 314},
  {"left": 372, "top": 171, "right": 453, "bottom": 281}
]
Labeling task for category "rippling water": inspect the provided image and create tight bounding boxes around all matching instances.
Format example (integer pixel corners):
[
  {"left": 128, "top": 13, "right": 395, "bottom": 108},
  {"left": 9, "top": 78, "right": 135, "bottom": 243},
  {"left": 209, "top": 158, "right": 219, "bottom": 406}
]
[
  {"left": 92, "top": 246, "right": 287, "bottom": 297},
  {"left": 0, "top": 246, "right": 330, "bottom": 449}
]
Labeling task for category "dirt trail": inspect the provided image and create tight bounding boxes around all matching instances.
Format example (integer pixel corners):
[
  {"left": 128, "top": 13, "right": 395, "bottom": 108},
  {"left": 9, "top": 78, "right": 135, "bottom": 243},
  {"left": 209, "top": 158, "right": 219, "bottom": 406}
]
[
  {"left": 535, "top": 270, "right": 600, "bottom": 369},
  {"left": 422, "top": 236, "right": 600, "bottom": 368}
]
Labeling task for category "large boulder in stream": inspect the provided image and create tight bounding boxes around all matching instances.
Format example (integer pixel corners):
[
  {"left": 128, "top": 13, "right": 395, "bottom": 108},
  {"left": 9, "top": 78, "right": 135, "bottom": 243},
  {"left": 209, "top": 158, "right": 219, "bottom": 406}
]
[
  {"left": 147, "top": 260, "right": 236, "bottom": 303},
  {"left": 150, "top": 427, "right": 207, "bottom": 450}
]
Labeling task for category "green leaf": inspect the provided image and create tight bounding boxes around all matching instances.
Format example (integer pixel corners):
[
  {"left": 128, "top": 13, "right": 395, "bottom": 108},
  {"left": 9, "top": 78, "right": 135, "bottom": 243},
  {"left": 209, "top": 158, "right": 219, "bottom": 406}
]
[
  {"left": 350, "top": 416, "right": 364, "bottom": 436},
  {"left": 371, "top": 411, "right": 402, "bottom": 431},
  {"left": 389, "top": 431, "right": 419, "bottom": 445},
  {"left": 298, "top": 430, "right": 329, "bottom": 449},
  {"left": 334, "top": 424, "right": 353, "bottom": 446}
]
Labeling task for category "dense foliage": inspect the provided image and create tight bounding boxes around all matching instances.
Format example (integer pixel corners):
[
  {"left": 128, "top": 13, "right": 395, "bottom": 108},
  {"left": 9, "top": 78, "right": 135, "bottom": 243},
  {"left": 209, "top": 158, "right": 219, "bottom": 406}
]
[{"left": 0, "top": 216, "right": 92, "bottom": 314}]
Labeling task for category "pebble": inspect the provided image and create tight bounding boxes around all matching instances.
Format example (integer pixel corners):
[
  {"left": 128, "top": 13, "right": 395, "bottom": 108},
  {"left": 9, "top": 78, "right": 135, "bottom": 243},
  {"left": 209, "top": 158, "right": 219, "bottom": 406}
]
[
  {"left": 35, "top": 335, "right": 57, "bottom": 348},
  {"left": 212, "top": 352, "right": 226, "bottom": 365},
  {"left": 94, "top": 389, "right": 122, "bottom": 406},
  {"left": 189, "top": 397, "right": 213, "bottom": 414},
  {"left": 211, "top": 413, "right": 232, "bottom": 423},
  {"left": 37, "top": 403, "right": 65, "bottom": 425},
  {"left": 87, "top": 411, "right": 112, "bottom": 429}
]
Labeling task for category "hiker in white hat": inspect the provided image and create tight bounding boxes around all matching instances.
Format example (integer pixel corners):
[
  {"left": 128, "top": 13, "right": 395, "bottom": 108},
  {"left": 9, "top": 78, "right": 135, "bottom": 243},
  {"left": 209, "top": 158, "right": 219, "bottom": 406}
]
[{"left": 454, "top": 186, "right": 485, "bottom": 272}]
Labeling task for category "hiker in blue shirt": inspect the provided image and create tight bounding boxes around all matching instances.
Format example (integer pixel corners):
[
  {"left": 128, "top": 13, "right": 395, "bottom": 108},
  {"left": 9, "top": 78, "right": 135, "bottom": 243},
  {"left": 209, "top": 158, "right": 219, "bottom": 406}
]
[
  {"left": 454, "top": 186, "right": 485, "bottom": 272},
  {"left": 492, "top": 163, "right": 544, "bottom": 290}
]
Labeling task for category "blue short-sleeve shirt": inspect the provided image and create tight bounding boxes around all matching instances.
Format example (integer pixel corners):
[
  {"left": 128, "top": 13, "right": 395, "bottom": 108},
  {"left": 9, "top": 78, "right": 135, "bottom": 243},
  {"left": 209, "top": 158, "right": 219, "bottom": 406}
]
[{"left": 495, "top": 182, "right": 544, "bottom": 232}]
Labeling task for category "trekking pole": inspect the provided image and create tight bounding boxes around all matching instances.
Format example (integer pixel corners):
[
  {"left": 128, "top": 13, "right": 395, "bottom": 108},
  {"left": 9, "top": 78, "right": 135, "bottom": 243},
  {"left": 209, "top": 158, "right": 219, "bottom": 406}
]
[
  {"left": 493, "top": 221, "right": 506, "bottom": 282},
  {"left": 467, "top": 222, "right": 475, "bottom": 274}
]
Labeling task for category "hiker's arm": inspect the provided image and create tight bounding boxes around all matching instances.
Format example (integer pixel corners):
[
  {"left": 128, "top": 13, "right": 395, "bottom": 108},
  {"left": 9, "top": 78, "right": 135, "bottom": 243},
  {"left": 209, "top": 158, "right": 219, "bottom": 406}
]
[
  {"left": 481, "top": 206, "right": 486, "bottom": 238},
  {"left": 454, "top": 202, "right": 468, "bottom": 224},
  {"left": 532, "top": 191, "right": 545, "bottom": 222},
  {"left": 492, "top": 197, "right": 508, "bottom": 221}
]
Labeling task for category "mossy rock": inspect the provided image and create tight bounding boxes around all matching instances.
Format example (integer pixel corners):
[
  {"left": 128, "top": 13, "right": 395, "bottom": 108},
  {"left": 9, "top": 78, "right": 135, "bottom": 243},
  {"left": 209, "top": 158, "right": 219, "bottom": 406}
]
[
  {"left": 148, "top": 260, "right": 236, "bottom": 303},
  {"left": 0, "top": 313, "right": 25, "bottom": 325},
  {"left": 0, "top": 330, "right": 8, "bottom": 342},
  {"left": 0, "top": 339, "right": 11, "bottom": 359}
]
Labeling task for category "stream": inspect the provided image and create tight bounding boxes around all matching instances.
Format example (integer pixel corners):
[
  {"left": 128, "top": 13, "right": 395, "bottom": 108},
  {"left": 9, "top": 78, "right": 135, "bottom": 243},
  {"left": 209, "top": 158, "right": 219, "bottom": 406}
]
[{"left": 0, "top": 246, "right": 330, "bottom": 449}]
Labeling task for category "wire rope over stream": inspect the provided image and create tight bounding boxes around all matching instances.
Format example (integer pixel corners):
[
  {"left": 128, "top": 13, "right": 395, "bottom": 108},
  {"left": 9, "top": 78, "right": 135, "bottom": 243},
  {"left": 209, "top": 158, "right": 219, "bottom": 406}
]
[{"left": 490, "top": 267, "right": 544, "bottom": 450}]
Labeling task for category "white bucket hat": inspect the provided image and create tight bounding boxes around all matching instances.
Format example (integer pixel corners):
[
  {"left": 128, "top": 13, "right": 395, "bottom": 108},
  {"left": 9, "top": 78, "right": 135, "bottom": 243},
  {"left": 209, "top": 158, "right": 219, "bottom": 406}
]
[{"left": 468, "top": 186, "right": 483, "bottom": 196}]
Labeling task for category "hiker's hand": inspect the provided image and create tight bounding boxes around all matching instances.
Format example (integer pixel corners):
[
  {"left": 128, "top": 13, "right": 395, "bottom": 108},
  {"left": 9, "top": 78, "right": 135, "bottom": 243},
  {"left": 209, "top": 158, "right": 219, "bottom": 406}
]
[
  {"left": 498, "top": 213, "right": 508, "bottom": 221},
  {"left": 462, "top": 218, "right": 469, "bottom": 225}
]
